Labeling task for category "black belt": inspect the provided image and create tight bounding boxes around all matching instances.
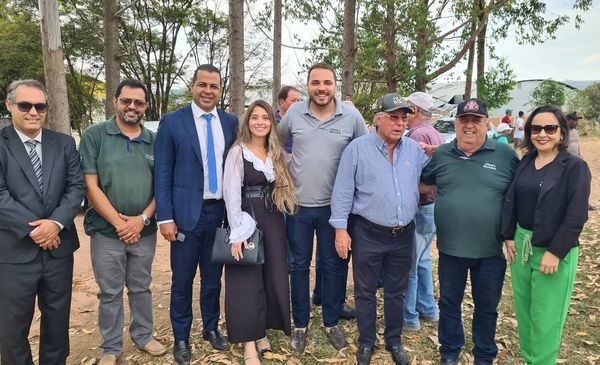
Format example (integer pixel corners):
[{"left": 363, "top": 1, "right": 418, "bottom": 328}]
[
  {"left": 353, "top": 214, "right": 412, "bottom": 235},
  {"left": 203, "top": 199, "right": 222, "bottom": 206},
  {"left": 242, "top": 184, "right": 273, "bottom": 199}
]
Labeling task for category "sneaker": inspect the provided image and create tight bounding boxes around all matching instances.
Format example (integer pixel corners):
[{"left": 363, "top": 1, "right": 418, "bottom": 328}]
[
  {"left": 422, "top": 314, "right": 439, "bottom": 322},
  {"left": 403, "top": 323, "right": 421, "bottom": 332},
  {"left": 326, "top": 325, "right": 347, "bottom": 350},
  {"left": 138, "top": 338, "right": 167, "bottom": 356},
  {"left": 290, "top": 328, "right": 308, "bottom": 353},
  {"left": 99, "top": 354, "right": 118, "bottom": 365}
]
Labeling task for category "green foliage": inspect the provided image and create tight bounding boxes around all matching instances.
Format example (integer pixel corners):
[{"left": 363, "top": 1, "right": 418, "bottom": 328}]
[
  {"left": 564, "top": 89, "right": 590, "bottom": 117},
  {"left": 475, "top": 56, "right": 516, "bottom": 109},
  {"left": 582, "top": 82, "right": 600, "bottom": 123},
  {"left": 530, "top": 79, "right": 566, "bottom": 108}
]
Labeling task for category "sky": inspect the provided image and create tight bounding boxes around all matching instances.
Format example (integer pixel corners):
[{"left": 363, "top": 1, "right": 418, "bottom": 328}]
[{"left": 276, "top": 2, "right": 600, "bottom": 86}]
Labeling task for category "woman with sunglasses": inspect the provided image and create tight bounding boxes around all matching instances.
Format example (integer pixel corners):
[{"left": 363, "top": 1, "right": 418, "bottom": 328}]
[
  {"left": 222, "top": 100, "right": 297, "bottom": 364},
  {"left": 501, "top": 105, "right": 591, "bottom": 365}
]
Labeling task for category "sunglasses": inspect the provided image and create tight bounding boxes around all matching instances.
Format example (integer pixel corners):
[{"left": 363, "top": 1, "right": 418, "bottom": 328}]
[
  {"left": 530, "top": 124, "right": 559, "bottom": 135},
  {"left": 14, "top": 101, "right": 49, "bottom": 113},
  {"left": 118, "top": 98, "right": 147, "bottom": 108}
]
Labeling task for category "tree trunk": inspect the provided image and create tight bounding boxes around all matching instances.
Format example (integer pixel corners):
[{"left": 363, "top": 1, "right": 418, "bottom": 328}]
[
  {"left": 229, "top": 0, "right": 245, "bottom": 117},
  {"left": 414, "top": 0, "right": 429, "bottom": 91},
  {"left": 476, "top": 0, "right": 487, "bottom": 99},
  {"left": 103, "top": 0, "right": 120, "bottom": 119},
  {"left": 341, "top": 0, "right": 356, "bottom": 99},
  {"left": 272, "top": 0, "right": 282, "bottom": 108},
  {"left": 464, "top": 14, "right": 476, "bottom": 99},
  {"left": 384, "top": 1, "right": 397, "bottom": 92},
  {"left": 38, "top": 0, "right": 70, "bottom": 135}
]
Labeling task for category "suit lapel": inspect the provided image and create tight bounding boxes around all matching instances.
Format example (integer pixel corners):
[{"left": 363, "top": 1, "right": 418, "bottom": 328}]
[
  {"left": 41, "top": 129, "right": 57, "bottom": 199},
  {"left": 182, "top": 106, "right": 203, "bottom": 164},
  {"left": 4, "top": 126, "right": 43, "bottom": 198},
  {"left": 538, "top": 151, "right": 568, "bottom": 200}
]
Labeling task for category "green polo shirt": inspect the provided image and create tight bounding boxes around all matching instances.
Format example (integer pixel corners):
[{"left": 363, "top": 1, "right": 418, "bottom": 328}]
[
  {"left": 79, "top": 117, "right": 156, "bottom": 239},
  {"left": 421, "top": 138, "right": 518, "bottom": 258}
]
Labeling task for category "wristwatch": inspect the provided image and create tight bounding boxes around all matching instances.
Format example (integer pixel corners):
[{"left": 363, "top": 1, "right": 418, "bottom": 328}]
[{"left": 141, "top": 214, "right": 151, "bottom": 226}]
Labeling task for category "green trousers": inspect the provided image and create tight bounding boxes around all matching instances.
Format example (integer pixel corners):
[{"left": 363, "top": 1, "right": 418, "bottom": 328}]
[{"left": 511, "top": 225, "right": 578, "bottom": 365}]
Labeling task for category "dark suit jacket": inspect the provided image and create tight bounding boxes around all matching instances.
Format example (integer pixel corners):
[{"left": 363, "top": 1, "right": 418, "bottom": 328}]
[
  {"left": 0, "top": 125, "right": 86, "bottom": 263},
  {"left": 154, "top": 105, "right": 238, "bottom": 230},
  {"left": 501, "top": 149, "right": 591, "bottom": 259}
]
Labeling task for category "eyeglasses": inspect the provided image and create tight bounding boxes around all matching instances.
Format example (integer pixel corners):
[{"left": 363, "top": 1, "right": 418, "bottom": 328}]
[
  {"left": 530, "top": 124, "right": 559, "bottom": 135},
  {"left": 385, "top": 113, "right": 409, "bottom": 122},
  {"left": 118, "top": 98, "right": 147, "bottom": 108},
  {"left": 13, "top": 101, "right": 49, "bottom": 113}
]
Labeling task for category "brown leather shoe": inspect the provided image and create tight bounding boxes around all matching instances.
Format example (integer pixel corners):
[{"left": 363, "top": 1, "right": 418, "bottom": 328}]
[
  {"left": 139, "top": 338, "right": 167, "bottom": 356},
  {"left": 98, "top": 354, "right": 118, "bottom": 365}
]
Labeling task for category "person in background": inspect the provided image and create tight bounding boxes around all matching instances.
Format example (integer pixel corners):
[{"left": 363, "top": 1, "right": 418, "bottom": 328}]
[
  {"left": 421, "top": 98, "right": 518, "bottom": 365},
  {"left": 493, "top": 123, "right": 512, "bottom": 144},
  {"left": 565, "top": 111, "right": 582, "bottom": 157},
  {"left": 154, "top": 64, "right": 238, "bottom": 364},
  {"left": 514, "top": 111, "right": 525, "bottom": 148},
  {"left": 0, "top": 79, "right": 86, "bottom": 365},
  {"left": 502, "top": 105, "right": 591, "bottom": 365},
  {"left": 274, "top": 86, "right": 301, "bottom": 155},
  {"left": 403, "top": 91, "right": 444, "bottom": 332},
  {"left": 330, "top": 93, "right": 429, "bottom": 365},
  {"left": 223, "top": 100, "right": 297, "bottom": 364},
  {"left": 501, "top": 108, "right": 512, "bottom": 125}
]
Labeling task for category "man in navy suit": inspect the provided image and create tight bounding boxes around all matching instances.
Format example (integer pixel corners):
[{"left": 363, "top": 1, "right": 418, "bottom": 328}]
[
  {"left": 154, "top": 64, "right": 238, "bottom": 364},
  {"left": 0, "top": 79, "right": 86, "bottom": 364}
]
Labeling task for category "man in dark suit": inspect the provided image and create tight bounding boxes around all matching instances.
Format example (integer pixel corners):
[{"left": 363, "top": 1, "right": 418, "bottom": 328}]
[
  {"left": 154, "top": 64, "right": 238, "bottom": 364},
  {"left": 0, "top": 79, "right": 86, "bottom": 364}
]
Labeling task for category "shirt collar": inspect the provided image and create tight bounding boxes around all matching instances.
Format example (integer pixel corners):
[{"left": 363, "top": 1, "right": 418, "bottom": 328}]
[
  {"left": 106, "top": 116, "right": 152, "bottom": 144},
  {"left": 370, "top": 130, "right": 403, "bottom": 153},
  {"left": 191, "top": 102, "right": 217, "bottom": 121},
  {"left": 15, "top": 128, "right": 42, "bottom": 144}
]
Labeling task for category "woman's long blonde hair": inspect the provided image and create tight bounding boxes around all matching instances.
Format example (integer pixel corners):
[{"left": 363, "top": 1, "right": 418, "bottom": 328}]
[{"left": 236, "top": 100, "right": 297, "bottom": 214}]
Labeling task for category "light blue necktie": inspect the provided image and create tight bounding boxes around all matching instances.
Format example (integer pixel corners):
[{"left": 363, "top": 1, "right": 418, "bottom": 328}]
[{"left": 204, "top": 113, "right": 218, "bottom": 193}]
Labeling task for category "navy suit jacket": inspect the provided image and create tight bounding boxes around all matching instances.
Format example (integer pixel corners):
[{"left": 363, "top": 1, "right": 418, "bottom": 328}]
[
  {"left": 154, "top": 105, "right": 238, "bottom": 231},
  {"left": 0, "top": 125, "right": 86, "bottom": 263}
]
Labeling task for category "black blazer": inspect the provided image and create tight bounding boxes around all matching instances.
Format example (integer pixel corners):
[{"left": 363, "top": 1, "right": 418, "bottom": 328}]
[
  {"left": 0, "top": 125, "right": 86, "bottom": 263},
  {"left": 501, "top": 149, "right": 591, "bottom": 259}
]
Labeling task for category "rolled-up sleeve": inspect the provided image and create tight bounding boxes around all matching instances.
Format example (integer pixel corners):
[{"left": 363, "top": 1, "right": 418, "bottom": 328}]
[{"left": 329, "top": 143, "right": 357, "bottom": 229}]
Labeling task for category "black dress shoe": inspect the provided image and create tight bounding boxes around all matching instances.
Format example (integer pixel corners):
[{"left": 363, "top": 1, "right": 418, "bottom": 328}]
[
  {"left": 203, "top": 329, "right": 230, "bottom": 351},
  {"left": 386, "top": 344, "right": 408, "bottom": 365},
  {"left": 339, "top": 303, "right": 356, "bottom": 320},
  {"left": 173, "top": 340, "right": 191, "bottom": 365},
  {"left": 356, "top": 345, "right": 373, "bottom": 365},
  {"left": 326, "top": 325, "right": 347, "bottom": 350},
  {"left": 290, "top": 328, "right": 308, "bottom": 353}
]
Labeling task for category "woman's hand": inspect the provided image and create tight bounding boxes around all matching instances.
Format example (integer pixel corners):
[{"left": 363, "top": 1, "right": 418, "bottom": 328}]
[
  {"left": 231, "top": 241, "right": 248, "bottom": 261},
  {"left": 504, "top": 240, "right": 516, "bottom": 264},
  {"left": 539, "top": 251, "right": 560, "bottom": 275}
]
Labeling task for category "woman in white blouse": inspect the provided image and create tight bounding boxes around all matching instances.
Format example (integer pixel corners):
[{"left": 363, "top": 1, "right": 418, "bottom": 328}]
[{"left": 222, "top": 100, "right": 296, "bottom": 364}]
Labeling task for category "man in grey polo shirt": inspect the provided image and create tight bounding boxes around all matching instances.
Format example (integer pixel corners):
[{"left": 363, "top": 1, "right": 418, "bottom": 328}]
[
  {"left": 79, "top": 79, "right": 166, "bottom": 365},
  {"left": 279, "top": 62, "right": 368, "bottom": 353}
]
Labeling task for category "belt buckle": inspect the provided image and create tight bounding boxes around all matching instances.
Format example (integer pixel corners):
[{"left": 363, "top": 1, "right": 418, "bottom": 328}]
[{"left": 391, "top": 226, "right": 404, "bottom": 234}]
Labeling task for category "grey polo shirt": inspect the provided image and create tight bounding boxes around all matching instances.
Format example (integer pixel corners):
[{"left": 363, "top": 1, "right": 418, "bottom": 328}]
[{"left": 278, "top": 98, "right": 368, "bottom": 207}]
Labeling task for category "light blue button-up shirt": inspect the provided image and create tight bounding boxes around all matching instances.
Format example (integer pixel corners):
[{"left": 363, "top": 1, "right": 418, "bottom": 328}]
[{"left": 329, "top": 131, "right": 430, "bottom": 229}]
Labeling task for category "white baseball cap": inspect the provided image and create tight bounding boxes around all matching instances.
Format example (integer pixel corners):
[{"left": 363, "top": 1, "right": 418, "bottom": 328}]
[
  {"left": 497, "top": 123, "right": 513, "bottom": 132},
  {"left": 406, "top": 91, "right": 435, "bottom": 112}
]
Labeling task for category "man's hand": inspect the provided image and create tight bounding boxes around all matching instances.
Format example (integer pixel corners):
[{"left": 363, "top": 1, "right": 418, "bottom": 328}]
[
  {"left": 159, "top": 222, "right": 178, "bottom": 242},
  {"left": 335, "top": 229, "right": 352, "bottom": 259},
  {"left": 419, "top": 142, "right": 438, "bottom": 157},
  {"left": 504, "top": 240, "right": 516, "bottom": 264},
  {"left": 116, "top": 213, "right": 144, "bottom": 244},
  {"left": 540, "top": 251, "right": 560, "bottom": 275},
  {"left": 29, "top": 219, "right": 61, "bottom": 249}
]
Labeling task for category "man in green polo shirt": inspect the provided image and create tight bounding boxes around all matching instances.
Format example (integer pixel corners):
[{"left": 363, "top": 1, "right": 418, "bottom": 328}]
[
  {"left": 79, "top": 79, "right": 166, "bottom": 365},
  {"left": 421, "top": 98, "right": 518, "bottom": 365}
]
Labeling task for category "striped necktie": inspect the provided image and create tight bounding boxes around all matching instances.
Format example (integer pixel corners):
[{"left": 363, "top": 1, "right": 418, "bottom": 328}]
[{"left": 25, "top": 139, "right": 43, "bottom": 193}]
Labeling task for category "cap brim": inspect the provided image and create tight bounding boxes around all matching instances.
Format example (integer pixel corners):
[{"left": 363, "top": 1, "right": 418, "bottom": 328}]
[
  {"left": 385, "top": 106, "right": 412, "bottom": 113},
  {"left": 456, "top": 112, "right": 488, "bottom": 117}
]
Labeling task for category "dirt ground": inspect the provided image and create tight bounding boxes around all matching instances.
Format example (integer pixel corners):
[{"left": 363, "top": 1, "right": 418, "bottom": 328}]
[{"left": 25, "top": 138, "right": 600, "bottom": 365}]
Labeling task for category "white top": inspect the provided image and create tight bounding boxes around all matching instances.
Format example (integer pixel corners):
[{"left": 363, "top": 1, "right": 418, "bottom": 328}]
[
  {"left": 223, "top": 144, "right": 275, "bottom": 243},
  {"left": 190, "top": 102, "right": 225, "bottom": 199},
  {"left": 514, "top": 117, "right": 525, "bottom": 139}
]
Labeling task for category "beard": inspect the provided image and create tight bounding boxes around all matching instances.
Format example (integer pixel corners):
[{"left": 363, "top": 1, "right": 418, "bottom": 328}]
[
  {"left": 119, "top": 109, "right": 142, "bottom": 125},
  {"left": 309, "top": 92, "right": 334, "bottom": 107}
]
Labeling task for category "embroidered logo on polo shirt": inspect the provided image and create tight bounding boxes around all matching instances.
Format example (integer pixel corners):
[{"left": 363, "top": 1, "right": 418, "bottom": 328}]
[
  {"left": 146, "top": 153, "right": 154, "bottom": 161},
  {"left": 329, "top": 128, "right": 341, "bottom": 134},
  {"left": 483, "top": 162, "right": 496, "bottom": 171}
]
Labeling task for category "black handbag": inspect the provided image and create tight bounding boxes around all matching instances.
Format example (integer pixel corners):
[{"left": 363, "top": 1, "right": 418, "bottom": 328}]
[{"left": 211, "top": 199, "right": 264, "bottom": 265}]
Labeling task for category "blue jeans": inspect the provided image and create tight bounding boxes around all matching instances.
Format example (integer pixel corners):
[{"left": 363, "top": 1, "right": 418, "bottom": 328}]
[
  {"left": 438, "top": 252, "right": 506, "bottom": 364},
  {"left": 404, "top": 204, "right": 439, "bottom": 328},
  {"left": 288, "top": 206, "right": 342, "bottom": 328}
]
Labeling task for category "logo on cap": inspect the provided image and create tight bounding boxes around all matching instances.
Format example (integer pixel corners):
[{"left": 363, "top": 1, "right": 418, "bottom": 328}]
[{"left": 464, "top": 100, "right": 479, "bottom": 112}]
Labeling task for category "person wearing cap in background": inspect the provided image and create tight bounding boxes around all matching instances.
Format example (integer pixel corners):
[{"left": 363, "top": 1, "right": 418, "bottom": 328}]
[
  {"left": 513, "top": 111, "right": 526, "bottom": 149},
  {"left": 493, "top": 123, "right": 512, "bottom": 144},
  {"left": 421, "top": 98, "right": 518, "bottom": 365},
  {"left": 501, "top": 108, "right": 512, "bottom": 125},
  {"left": 403, "top": 91, "right": 444, "bottom": 332},
  {"left": 330, "top": 93, "right": 429, "bottom": 365},
  {"left": 565, "top": 111, "right": 597, "bottom": 211}
]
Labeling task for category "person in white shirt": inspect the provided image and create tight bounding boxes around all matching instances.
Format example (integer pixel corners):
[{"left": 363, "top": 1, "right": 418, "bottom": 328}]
[{"left": 513, "top": 111, "right": 525, "bottom": 148}]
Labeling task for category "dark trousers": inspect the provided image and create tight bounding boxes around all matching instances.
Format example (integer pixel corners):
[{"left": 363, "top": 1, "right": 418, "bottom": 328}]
[
  {"left": 170, "top": 202, "right": 224, "bottom": 341},
  {"left": 288, "top": 206, "right": 342, "bottom": 328},
  {"left": 350, "top": 216, "right": 414, "bottom": 348},
  {"left": 0, "top": 251, "right": 73, "bottom": 365},
  {"left": 438, "top": 252, "right": 506, "bottom": 364}
]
